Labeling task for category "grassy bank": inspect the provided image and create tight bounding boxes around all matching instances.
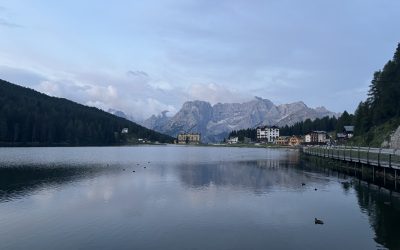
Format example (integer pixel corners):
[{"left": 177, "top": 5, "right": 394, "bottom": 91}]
[{"left": 349, "top": 118, "right": 400, "bottom": 147}]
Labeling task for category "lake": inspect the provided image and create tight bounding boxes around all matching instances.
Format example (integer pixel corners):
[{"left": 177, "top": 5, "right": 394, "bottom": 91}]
[{"left": 0, "top": 145, "right": 399, "bottom": 250}]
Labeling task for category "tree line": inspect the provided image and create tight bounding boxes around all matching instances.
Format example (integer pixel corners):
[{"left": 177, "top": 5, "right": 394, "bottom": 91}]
[{"left": 353, "top": 43, "right": 400, "bottom": 138}]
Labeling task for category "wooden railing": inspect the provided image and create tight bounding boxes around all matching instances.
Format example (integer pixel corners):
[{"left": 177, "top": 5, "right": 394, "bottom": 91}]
[{"left": 303, "top": 146, "right": 400, "bottom": 170}]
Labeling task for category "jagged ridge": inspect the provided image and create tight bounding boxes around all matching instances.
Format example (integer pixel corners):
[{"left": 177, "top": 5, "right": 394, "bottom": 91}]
[{"left": 142, "top": 97, "right": 339, "bottom": 143}]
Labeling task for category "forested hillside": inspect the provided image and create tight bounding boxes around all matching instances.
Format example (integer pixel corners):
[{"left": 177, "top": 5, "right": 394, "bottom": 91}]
[
  {"left": 0, "top": 79, "right": 174, "bottom": 146},
  {"left": 352, "top": 43, "right": 400, "bottom": 145}
]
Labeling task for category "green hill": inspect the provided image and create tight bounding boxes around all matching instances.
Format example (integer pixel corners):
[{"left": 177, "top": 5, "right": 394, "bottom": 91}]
[{"left": 0, "top": 79, "right": 174, "bottom": 146}]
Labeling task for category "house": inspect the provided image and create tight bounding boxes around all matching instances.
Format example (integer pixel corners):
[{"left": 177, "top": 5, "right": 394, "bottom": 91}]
[
  {"left": 336, "top": 133, "right": 347, "bottom": 143},
  {"left": 289, "top": 136, "right": 303, "bottom": 146},
  {"left": 121, "top": 128, "right": 129, "bottom": 134},
  {"left": 177, "top": 133, "right": 201, "bottom": 144},
  {"left": 227, "top": 137, "right": 239, "bottom": 144},
  {"left": 276, "top": 136, "right": 290, "bottom": 145},
  {"left": 344, "top": 126, "right": 354, "bottom": 138},
  {"left": 256, "top": 126, "right": 280, "bottom": 143},
  {"left": 305, "top": 131, "right": 329, "bottom": 145},
  {"left": 336, "top": 126, "right": 355, "bottom": 143}
]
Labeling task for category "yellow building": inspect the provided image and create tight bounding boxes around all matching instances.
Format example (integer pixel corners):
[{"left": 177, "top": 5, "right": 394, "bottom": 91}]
[{"left": 177, "top": 133, "right": 201, "bottom": 144}]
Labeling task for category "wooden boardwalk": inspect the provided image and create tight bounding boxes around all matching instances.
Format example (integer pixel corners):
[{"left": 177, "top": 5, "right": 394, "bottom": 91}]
[{"left": 303, "top": 146, "right": 400, "bottom": 170}]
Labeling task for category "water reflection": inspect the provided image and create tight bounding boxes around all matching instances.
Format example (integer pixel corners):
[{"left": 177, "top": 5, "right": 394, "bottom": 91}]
[
  {"left": 301, "top": 158, "right": 400, "bottom": 250},
  {"left": 0, "top": 164, "right": 115, "bottom": 202},
  {"left": 354, "top": 183, "right": 400, "bottom": 249},
  {"left": 177, "top": 159, "right": 330, "bottom": 193}
]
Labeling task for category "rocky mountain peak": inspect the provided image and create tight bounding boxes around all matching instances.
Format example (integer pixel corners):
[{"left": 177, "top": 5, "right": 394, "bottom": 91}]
[{"left": 142, "top": 98, "right": 338, "bottom": 143}]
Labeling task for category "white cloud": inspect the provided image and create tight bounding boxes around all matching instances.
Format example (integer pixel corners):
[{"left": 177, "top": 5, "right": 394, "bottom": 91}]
[
  {"left": 129, "top": 98, "right": 178, "bottom": 119},
  {"left": 36, "top": 80, "right": 61, "bottom": 96},
  {"left": 187, "top": 82, "right": 251, "bottom": 104},
  {"left": 148, "top": 80, "right": 174, "bottom": 91},
  {"left": 86, "top": 84, "right": 118, "bottom": 103}
]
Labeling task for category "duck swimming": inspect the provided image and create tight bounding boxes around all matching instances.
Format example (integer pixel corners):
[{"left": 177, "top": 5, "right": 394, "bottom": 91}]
[{"left": 315, "top": 218, "right": 324, "bottom": 225}]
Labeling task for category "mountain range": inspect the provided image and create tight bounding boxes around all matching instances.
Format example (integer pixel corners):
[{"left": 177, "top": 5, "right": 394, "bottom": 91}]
[{"left": 141, "top": 97, "right": 339, "bottom": 143}]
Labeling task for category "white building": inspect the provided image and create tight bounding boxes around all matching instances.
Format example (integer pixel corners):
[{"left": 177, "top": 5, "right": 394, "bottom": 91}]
[
  {"left": 256, "top": 126, "right": 280, "bottom": 143},
  {"left": 121, "top": 128, "right": 129, "bottom": 134},
  {"left": 227, "top": 137, "right": 239, "bottom": 144},
  {"left": 304, "top": 134, "right": 311, "bottom": 143},
  {"left": 316, "top": 131, "right": 328, "bottom": 143}
]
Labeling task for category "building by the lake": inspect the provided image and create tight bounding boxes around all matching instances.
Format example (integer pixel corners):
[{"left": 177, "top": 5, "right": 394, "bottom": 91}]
[
  {"left": 177, "top": 133, "right": 201, "bottom": 144},
  {"left": 337, "top": 125, "right": 355, "bottom": 143},
  {"left": 256, "top": 126, "right": 280, "bottom": 143},
  {"left": 304, "top": 131, "right": 329, "bottom": 145},
  {"left": 289, "top": 135, "right": 303, "bottom": 146},
  {"left": 227, "top": 137, "right": 239, "bottom": 144}
]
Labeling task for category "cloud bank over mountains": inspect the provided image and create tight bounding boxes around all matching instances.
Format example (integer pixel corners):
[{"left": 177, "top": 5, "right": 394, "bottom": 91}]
[{"left": 0, "top": 65, "right": 253, "bottom": 120}]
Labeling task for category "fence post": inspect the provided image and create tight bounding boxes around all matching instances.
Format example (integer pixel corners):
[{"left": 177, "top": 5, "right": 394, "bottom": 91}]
[
  {"left": 378, "top": 148, "right": 381, "bottom": 167},
  {"left": 358, "top": 146, "right": 361, "bottom": 163},
  {"left": 367, "top": 147, "right": 370, "bottom": 164},
  {"left": 350, "top": 146, "right": 352, "bottom": 161}
]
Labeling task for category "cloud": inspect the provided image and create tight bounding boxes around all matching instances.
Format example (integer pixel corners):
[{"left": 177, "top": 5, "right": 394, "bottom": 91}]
[
  {"left": 0, "top": 66, "right": 46, "bottom": 85},
  {"left": 86, "top": 85, "right": 118, "bottom": 103},
  {"left": 0, "top": 6, "right": 22, "bottom": 28},
  {"left": 1, "top": 65, "right": 182, "bottom": 120},
  {"left": 36, "top": 81, "right": 61, "bottom": 96},
  {"left": 148, "top": 80, "right": 174, "bottom": 91},
  {"left": 127, "top": 70, "right": 149, "bottom": 78},
  {"left": 256, "top": 68, "right": 311, "bottom": 88},
  {"left": 127, "top": 98, "right": 178, "bottom": 120},
  {"left": 0, "top": 18, "right": 21, "bottom": 28},
  {"left": 187, "top": 83, "right": 251, "bottom": 104}
]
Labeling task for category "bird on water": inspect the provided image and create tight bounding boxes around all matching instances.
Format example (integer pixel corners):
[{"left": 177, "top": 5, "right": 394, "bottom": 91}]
[{"left": 315, "top": 218, "right": 324, "bottom": 225}]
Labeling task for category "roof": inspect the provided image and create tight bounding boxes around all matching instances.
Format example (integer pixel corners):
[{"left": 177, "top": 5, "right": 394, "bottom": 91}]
[
  {"left": 337, "top": 133, "right": 347, "bottom": 138},
  {"left": 257, "top": 126, "right": 279, "bottom": 130},
  {"left": 178, "top": 133, "right": 201, "bottom": 135},
  {"left": 344, "top": 126, "right": 354, "bottom": 132},
  {"left": 277, "top": 136, "right": 290, "bottom": 139},
  {"left": 311, "top": 130, "right": 327, "bottom": 134}
]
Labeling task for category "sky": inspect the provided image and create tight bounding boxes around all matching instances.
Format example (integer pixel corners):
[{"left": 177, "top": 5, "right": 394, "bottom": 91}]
[{"left": 0, "top": 0, "right": 399, "bottom": 120}]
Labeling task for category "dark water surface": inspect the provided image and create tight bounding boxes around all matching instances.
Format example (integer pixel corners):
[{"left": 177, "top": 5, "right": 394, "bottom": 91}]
[{"left": 0, "top": 146, "right": 399, "bottom": 250}]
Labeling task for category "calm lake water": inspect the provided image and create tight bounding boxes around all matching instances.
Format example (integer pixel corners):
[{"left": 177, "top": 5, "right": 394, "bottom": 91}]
[{"left": 0, "top": 145, "right": 399, "bottom": 250}]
